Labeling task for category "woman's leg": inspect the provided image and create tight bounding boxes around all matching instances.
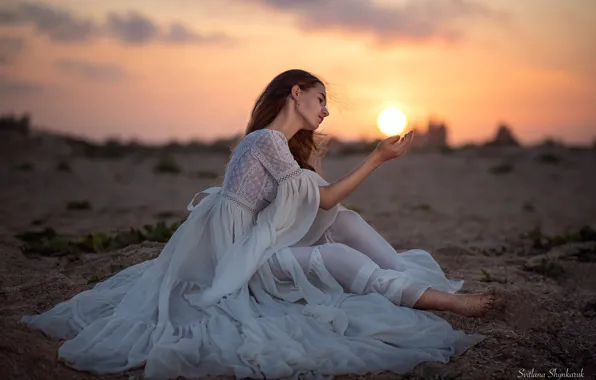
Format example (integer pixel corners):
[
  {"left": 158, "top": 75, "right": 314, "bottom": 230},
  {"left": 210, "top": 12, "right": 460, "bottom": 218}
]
[
  {"left": 323, "top": 211, "right": 497, "bottom": 316},
  {"left": 323, "top": 209, "right": 406, "bottom": 270},
  {"left": 269, "top": 243, "right": 496, "bottom": 316}
]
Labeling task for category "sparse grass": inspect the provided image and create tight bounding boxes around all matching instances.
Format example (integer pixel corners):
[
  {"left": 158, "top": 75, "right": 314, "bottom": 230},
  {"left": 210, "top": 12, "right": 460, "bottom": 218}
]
[
  {"left": 548, "top": 226, "right": 596, "bottom": 245},
  {"left": 489, "top": 162, "right": 513, "bottom": 175},
  {"left": 15, "top": 218, "right": 187, "bottom": 257},
  {"left": 412, "top": 203, "right": 433, "bottom": 212},
  {"left": 521, "top": 225, "right": 596, "bottom": 249},
  {"left": 14, "top": 228, "right": 78, "bottom": 256},
  {"left": 66, "top": 200, "right": 92, "bottom": 210},
  {"left": 523, "top": 258, "right": 565, "bottom": 279},
  {"left": 153, "top": 156, "right": 182, "bottom": 174}
]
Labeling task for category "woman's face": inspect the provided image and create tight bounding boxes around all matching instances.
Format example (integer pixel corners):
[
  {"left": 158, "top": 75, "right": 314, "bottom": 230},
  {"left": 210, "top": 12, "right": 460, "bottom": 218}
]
[{"left": 294, "top": 82, "right": 329, "bottom": 130}]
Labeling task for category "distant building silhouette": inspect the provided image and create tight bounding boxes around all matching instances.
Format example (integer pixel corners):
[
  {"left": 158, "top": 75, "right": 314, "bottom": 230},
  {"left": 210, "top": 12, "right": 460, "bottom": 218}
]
[
  {"left": 0, "top": 113, "right": 30, "bottom": 135},
  {"left": 409, "top": 120, "right": 449, "bottom": 150},
  {"left": 426, "top": 121, "right": 448, "bottom": 149},
  {"left": 486, "top": 123, "right": 520, "bottom": 147}
]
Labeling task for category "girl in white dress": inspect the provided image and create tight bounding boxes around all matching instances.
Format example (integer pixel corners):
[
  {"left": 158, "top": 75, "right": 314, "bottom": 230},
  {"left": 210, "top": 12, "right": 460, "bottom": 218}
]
[{"left": 21, "top": 69, "right": 497, "bottom": 380}]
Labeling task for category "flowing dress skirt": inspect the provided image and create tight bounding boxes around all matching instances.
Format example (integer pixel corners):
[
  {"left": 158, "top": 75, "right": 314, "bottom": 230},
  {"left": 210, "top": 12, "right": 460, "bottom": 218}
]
[{"left": 21, "top": 169, "right": 483, "bottom": 379}]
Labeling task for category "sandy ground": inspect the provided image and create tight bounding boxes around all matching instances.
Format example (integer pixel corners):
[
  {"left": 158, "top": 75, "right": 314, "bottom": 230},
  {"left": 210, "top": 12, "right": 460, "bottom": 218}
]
[{"left": 1, "top": 133, "right": 596, "bottom": 379}]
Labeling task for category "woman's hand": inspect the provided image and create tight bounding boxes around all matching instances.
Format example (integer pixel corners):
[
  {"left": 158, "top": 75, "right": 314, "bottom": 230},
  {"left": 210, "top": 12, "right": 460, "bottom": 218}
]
[
  {"left": 373, "top": 130, "right": 415, "bottom": 163},
  {"left": 322, "top": 131, "right": 415, "bottom": 210}
]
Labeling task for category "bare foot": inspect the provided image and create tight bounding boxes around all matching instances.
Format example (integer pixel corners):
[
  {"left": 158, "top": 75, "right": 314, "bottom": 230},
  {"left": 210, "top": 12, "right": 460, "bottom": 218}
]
[{"left": 449, "top": 290, "right": 496, "bottom": 317}]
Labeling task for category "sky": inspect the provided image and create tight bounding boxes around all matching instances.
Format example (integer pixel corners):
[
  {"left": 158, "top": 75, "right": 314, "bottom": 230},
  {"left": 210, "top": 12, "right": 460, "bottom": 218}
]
[{"left": 1, "top": 0, "right": 595, "bottom": 145}]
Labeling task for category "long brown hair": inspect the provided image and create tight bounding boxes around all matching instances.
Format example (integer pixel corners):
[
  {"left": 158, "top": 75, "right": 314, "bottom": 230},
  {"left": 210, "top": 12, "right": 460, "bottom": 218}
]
[{"left": 228, "top": 69, "right": 329, "bottom": 173}]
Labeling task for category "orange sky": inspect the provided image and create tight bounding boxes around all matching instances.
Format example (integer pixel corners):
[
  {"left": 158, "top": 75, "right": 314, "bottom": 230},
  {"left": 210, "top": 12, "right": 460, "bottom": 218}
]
[{"left": 1, "top": 0, "right": 595, "bottom": 145}]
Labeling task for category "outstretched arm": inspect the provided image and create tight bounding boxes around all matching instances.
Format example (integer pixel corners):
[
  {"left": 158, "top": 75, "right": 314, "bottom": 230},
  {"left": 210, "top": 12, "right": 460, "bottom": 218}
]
[
  {"left": 318, "top": 155, "right": 381, "bottom": 210},
  {"left": 319, "top": 130, "right": 414, "bottom": 210}
]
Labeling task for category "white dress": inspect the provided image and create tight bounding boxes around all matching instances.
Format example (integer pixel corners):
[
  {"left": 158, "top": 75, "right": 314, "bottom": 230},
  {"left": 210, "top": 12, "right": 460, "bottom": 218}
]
[{"left": 21, "top": 128, "right": 484, "bottom": 379}]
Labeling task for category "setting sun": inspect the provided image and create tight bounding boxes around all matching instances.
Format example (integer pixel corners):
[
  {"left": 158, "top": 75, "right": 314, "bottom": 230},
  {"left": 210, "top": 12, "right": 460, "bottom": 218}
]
[{"left": 377, "top": 107, "right": 408, "bottom": 136}]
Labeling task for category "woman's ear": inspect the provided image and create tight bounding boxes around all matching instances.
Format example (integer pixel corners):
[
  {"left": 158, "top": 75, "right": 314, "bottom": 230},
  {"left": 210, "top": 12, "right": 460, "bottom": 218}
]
[{"left": 291, "top": 84, "right": 300, "bottom": 100}]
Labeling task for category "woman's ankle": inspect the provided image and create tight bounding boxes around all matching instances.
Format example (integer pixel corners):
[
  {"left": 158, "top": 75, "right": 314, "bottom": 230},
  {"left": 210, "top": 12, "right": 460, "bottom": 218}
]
[{"left": 412, "top": 288, "right": 455, "bottom": 311}]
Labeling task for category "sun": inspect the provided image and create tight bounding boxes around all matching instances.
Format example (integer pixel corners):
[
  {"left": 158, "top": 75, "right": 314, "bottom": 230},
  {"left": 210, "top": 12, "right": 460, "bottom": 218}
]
[{"left": 377, "top": 107, "right": 408, "bottom": 136}]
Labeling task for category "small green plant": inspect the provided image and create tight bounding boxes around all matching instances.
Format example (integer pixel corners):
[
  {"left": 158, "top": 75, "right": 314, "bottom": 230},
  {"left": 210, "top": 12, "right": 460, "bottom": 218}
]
[
  {"left": 154, "top": 156, "right": 182, "bottom": 174},
  {"left": 78, "top": 232, "right": 113, "bottom": 252},
  {"left": 522, "top": 225, "right": 596, "bottom": 249},
  {"left": 15, "top": 218, "right": 188, "bottom": 256},
  {"left": 15, "top": 228, "right": 78, "bottom": 256},
  {"left": 412, "top": 203, "right": 433, "bottom": 211}
]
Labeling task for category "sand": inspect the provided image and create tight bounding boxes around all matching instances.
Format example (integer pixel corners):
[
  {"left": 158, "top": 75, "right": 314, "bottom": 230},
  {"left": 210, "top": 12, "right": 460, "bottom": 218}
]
[{"left": 1, "top": 131, "right": 595, "bottom": 379}]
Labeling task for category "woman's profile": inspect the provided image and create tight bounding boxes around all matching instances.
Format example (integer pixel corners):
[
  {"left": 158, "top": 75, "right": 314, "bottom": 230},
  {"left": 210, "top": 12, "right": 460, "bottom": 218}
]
[{"left": 21, "top": 69, "right": 498, "bottom": 379}]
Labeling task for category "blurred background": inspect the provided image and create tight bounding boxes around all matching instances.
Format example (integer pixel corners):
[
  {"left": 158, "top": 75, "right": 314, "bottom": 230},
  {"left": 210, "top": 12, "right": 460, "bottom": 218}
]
[
  {"left": 1, "top": 3, "right": 596, "bottom": 379},
  {"left": 1, "top": 0, "right": 595, "bottom": 146}
]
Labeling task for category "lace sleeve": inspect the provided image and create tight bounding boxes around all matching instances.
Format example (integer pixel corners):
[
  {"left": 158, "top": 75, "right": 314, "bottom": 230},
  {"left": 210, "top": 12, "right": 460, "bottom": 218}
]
[{"left": 250, "top": 130, "right": 302, "bottom": 183}]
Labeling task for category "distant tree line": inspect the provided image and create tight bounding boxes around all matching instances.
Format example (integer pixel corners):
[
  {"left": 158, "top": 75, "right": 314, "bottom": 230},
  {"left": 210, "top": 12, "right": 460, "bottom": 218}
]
[{"left": 0, "top": 113, "right": 31, "bottom": 135}]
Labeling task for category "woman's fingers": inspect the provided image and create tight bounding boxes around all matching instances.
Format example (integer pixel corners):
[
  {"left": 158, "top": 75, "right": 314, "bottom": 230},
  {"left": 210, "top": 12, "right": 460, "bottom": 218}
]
[
  {"left": 403, "top": 131, "right": 414, "bottom": 146},
  {"left": 394, "top": 131, "right": 413, "bottom": 155},
  {"left": 379, "top": 131, "right": 415, "bottom": 161},
  {"left": 398, "top": 131, "right": 412, "bottom": 147}
]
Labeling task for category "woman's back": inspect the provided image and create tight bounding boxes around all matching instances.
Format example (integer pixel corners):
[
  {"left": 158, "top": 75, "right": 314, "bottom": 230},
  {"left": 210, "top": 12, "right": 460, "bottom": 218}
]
[{"left": 220, "top": 128, "right": 302, "bottom": 214}]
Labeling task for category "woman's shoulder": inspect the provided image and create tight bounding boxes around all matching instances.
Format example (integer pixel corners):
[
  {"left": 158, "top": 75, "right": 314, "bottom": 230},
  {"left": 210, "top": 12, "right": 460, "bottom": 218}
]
[
  {"left": 251, "top": 128, "right": 285, "bottom": 141},
  {"left": 243, "top": 129, "right": 287, "bottom": 150}
]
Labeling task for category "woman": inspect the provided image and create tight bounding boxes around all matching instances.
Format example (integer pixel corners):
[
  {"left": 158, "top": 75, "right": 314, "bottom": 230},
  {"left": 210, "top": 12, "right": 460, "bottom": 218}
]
[{"left": 22, "top": 69, "right": 496, "bottom": 379}]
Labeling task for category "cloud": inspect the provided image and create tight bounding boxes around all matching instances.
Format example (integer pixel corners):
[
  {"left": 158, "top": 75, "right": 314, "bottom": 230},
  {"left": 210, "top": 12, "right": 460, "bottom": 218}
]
[
  {"left": 0, "top": 75, "right": 43, "bottom": 95},
  {"left": 163, "top": 22, "right": 234, "bottom": 45},
  {"left": 104, "top": 11, "right": 159, "bottom": 44},
  {"left": 249, "top": 0, "right": 511, "bottom": 45},
  {"left": 0, "top": 2, "right": 235, "bottom": 46},
  {"left": 5, "top": 2, "right": 96, "bottom": 42},
  {"left": 0, "top": 36, "right": 24, "bottom": 65},
  {"left": 55, "top": 59, "right": 128, "bottom": 81}
]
